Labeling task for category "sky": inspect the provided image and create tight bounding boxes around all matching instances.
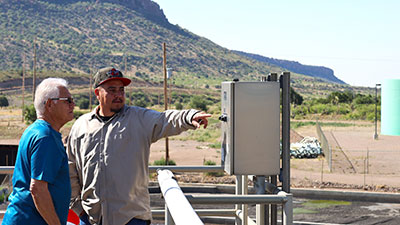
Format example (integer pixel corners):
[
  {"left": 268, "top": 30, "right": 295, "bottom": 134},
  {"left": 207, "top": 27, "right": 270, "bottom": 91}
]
[{"left": 153, "top": 0, "right": 400, "bottom": 87}]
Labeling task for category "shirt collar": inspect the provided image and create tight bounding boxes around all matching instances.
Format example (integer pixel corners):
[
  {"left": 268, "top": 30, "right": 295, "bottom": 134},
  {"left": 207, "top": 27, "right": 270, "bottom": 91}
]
[{"left": 89, "top": 105, "right": 127, "bottom": 121}]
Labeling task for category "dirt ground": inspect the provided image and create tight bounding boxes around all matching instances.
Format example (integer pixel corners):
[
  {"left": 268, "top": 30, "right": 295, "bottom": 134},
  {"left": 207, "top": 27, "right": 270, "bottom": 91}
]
[
  {"left": 292, "top": 122, "right": 400, "bottom": 190},
  {"left": 150, "top": 122, "right": 400, "bottom": 192}
]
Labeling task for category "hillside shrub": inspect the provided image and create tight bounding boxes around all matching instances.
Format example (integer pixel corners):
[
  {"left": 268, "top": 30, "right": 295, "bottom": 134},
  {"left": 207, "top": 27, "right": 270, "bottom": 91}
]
[
  {"left": 74, "top": 110, "right": 85, "bottom": 119},
  {"left": 175, "top": 102, "right": 183, "bottom": 110},
  {"left": 0, "top": 95, "right": 9, "bottom": 107},
  {"left": 189, "top": 95, "right": 209, "bottom": 112},
  {"left": 353, "top": 94, "right": 375, "bottom": 104},
  {"left": 24, "top": 104, "right": 37, "bottom": 124},
  {"left": 77, "top": 98, "right": 89, "bottom": 109}
]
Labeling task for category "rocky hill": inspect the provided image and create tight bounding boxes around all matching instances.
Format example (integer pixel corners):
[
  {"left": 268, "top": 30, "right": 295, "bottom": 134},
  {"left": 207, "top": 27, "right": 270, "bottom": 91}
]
[
  {"left": 0, "top": 0, "right": 281, "bottom": 81},
  {"left": 0, "top": 0, "right": 360, "bottom": 97},
  {"left": 234, "top": 51, "right": 346, "bottom": 84}
]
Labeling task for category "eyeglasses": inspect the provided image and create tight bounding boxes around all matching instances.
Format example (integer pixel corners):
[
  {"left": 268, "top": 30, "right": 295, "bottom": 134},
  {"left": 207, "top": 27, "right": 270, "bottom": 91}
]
[{"left": 50, "top": 97, "right": 74, "bottom": 104}]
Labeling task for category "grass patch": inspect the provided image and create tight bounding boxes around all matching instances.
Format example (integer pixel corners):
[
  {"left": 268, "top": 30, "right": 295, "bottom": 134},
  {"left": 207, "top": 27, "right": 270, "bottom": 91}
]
[
  {"left": 153, "top": 157, "right": 176, "bottom": 166},
  {"left": 177, "top": 115, "right": 220, "bottom": 144},
  {"left": 203, "top": 159, "right": 224, "bottom": 177},
  {"left": 302, "top": 200, "right": 351, "bottom": 209},
  {"left": 291, "top": 121, "right": 316, "bottom": 129},
  {"left": 292, "top": 121, "right": 358, "bottom": 129},
  {"left": 293, "top": 208, "right": 318, "bottom": 214},
  {"left": 208, "top": 142, "right": 221, "bottom": 149}
]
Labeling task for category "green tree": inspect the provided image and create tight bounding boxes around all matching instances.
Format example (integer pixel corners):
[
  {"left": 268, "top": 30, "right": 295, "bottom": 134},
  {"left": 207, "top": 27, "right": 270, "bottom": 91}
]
[
  {"left": 77, "top": 98, "right": 89, "bottom": 109},
  {"left": 24, "top": 104, "right": 37, "bottom": 124},
  {"left": 0, "top": 95, "right": 9, "bottom": 107},
  {"left": 290, "top": 87, "right": 303, "bottom": 105},
  {"left": 189, "top": 95, "right": 209, "bottom": 112},
  {"left": 133, "top": 99, "right": 148, "bottom": 108},
  {"left": 175, "top": 102, "right": 183, "bottom": 110}
]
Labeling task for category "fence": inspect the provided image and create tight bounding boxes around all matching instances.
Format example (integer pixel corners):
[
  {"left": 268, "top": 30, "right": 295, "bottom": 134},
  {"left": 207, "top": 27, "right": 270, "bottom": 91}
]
[{"left": 316, "top": 121, "right": 332, "bottom": 172}]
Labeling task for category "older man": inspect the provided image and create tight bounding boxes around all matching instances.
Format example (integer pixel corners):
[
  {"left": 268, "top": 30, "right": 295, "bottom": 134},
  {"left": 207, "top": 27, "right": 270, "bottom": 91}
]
[
  {"left": 67, "top": 67, "right": 211, "bottom": 225},
  {"left": 3, "top": 78, "right": 75, "bottom": 225}
]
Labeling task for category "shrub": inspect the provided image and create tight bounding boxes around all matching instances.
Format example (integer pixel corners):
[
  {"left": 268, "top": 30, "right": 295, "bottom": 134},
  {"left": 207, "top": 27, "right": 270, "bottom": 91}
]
[
  {"left": 77, "top": 98, "right": 89, "bottom": 109},
  {"left": 0, "top": 95, "right": 9, "bottom": 107},
  {"left": 73, "top": 110, "right": 85, "bottom": 119},
  {"left": 133, "top": 99, "right": 148, "bottom": 108},
  {"left": 153, "top": 157, "right": 176, "bottom": 166},
  {"left": 203, "top": 159, "right": 224, "bottom": 177},
  {"left": 24, "top": 104, "right": 37, "bottom": 124},
  {"left": 175, "top": 102, "right": 183, "bottom": 110},
  {"left": 189, "top": 95, "right": 209, "bottom": 112}
]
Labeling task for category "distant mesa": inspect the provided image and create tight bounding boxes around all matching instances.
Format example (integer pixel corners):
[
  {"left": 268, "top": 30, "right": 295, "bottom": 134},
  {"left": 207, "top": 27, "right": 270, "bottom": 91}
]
[{"left": 234, "top": 50, "right": 346, "bottom": 85}]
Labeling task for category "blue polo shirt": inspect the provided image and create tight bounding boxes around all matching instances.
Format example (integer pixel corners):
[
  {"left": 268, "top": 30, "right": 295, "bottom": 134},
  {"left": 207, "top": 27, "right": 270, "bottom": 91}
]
[{"left": 3, "top": 120, "right": 71, "bottom": 225}]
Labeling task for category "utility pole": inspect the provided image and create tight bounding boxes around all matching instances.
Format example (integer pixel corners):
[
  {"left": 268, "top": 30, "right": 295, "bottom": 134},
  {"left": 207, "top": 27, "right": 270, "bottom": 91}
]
[
  {"left": 32, "top": 38, "right": 37, "bottom": 101},
  {"left": 374, "top": 83, "right": 381, "bottom": 140},
  {"left": 124, "top": 53, "right": 127, "bottom": 75},
  {"left": 22, "top": 53, "right": 26, "bottom": 122},
  {"left": 163, "top": 43, "right": 169, "bottom": 165},
  {"left": 89, "top": 69, "right": 93, "bottom": 110}
]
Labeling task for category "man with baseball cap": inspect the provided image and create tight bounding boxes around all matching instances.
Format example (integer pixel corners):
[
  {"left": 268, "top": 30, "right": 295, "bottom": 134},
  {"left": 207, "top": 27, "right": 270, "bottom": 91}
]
[{"left": 67, "top": 67, "right": 211, "bottom": 225}]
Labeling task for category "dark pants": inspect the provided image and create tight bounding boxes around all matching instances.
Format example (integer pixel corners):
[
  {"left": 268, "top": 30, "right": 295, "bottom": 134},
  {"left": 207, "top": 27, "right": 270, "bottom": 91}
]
[{"left": 80, "top": 213, "right": 150, "bottom": 225}]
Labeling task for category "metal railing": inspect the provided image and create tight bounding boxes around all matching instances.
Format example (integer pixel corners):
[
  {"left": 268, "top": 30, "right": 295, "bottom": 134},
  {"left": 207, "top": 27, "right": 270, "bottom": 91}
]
[
  {"left": 316, "top": 121, "right": 332, "bottom": 172},
  {"left": 1, "top": 165, "right": 293, "bottom": 225},
  {"left": 156, "top": 168, "right": 293, "bottom": 225}
]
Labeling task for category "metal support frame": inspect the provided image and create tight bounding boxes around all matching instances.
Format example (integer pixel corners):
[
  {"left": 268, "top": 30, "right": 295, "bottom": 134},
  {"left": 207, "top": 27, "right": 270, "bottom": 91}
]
[
  {"left": 236, "top": 175, "right": 243, "bottom": 225},
  {"left": 155, "top": 169, "right": 292, "bottom": 225},
  {"left": 255, "top": 176, "right": 268, "bottom": 225},
  {"left": 281, "top": 72, "right": 291, "bottom": 193},
  {"left": 242, "top": 175, "right": 248, "bottom": 225},
  {"left": 374, "top": 83, "right": 381, "bottom": 140}
]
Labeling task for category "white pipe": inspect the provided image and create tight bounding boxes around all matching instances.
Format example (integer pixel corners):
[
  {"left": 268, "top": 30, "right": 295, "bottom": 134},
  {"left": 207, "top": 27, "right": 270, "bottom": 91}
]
[
  {"left": 278, "top": 192, "right": 293, "bottom": 225},
  {"left": 236, "top": 210, "right": 257, "bottom": 225},
  {"left": 157, "top": 169, "right": 203, "bottom": 225}
]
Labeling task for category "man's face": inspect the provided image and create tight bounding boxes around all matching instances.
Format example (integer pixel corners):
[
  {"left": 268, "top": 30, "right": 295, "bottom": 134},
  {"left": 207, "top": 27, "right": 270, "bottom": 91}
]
[
  {"left": 49, "top": 86, "right": 75, "bottom": 124},
  {"left": 95, "top": 79, "right": 125, "bottom": 115}
]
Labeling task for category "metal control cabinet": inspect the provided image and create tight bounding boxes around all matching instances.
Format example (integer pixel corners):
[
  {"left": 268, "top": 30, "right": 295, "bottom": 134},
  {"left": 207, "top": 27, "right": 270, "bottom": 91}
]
[{"left": 220, "top": 81, "right": 280, "bottom": 175}]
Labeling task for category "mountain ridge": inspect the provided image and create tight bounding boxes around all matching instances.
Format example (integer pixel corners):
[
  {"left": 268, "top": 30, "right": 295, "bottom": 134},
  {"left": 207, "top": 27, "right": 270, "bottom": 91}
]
[
  {"left": 0, "top": 0, "right": 346, "bottom": 89},
  {"left": 234, "top": 50, "right": 346, "bottom": 84}
]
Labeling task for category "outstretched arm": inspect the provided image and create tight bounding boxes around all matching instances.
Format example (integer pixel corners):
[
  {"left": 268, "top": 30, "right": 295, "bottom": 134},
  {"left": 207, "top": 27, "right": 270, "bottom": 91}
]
[{"left": 191, "top": 112, "right": 212, "bottom": 129}]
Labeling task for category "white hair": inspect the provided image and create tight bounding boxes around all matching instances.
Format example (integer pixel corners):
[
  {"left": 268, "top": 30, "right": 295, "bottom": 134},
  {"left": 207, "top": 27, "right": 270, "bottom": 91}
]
[{"left": 34, "top": 78, "right": 69, "bottom": 117}]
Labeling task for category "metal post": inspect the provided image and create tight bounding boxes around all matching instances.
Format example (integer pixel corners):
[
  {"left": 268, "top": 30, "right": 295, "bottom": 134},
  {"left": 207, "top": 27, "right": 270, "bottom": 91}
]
[
  {"left": 163, "top": 43, "right": 170, "bottom": 164},
  {"left": 255, "top": 176, "right": 268, "bottom": 225},
  {"left": 242, "top": 175, "right": 248, "bottom": 225},
  {"left": 22, "top": 53, "right": 25, "bottom": 122},
  {"left": 235, "top": 175, "right": 242, "bottom": 225},
  {"left": 32, "top": 38, "right": 37, "bottom": 101},
  {"left": 281, "top": 72, "right": 291, "bottom": 193},
  {"left": 374, "top": 83, "right": 381, "bottom": 140},
  {"left": 89, "top": 71, "right": 93, "bottom": 110},
  {"left": 270, "top": 176, "right": 277, "bottom": 225},
  {"left": 279, "top": 192, "right": 293, "bottom": 225},
  {"left": 165, "top": 206, "right": 175, "bottom": 225},
  {"left": 270, "top": 73, "right": 278, "bottom": 225}
]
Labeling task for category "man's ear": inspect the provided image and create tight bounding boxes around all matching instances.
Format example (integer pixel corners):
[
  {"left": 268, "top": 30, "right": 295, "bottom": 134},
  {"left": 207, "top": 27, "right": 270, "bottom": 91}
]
[
  {"left": 94, "top": 88, "right": 100, "bottom": 97},
  {"left": 44, "top": 99, "right": 52, "bottom": 111}
]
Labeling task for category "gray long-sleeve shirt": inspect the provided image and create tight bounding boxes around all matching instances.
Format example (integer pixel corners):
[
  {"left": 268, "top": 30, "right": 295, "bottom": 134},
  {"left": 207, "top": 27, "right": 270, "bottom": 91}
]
[{"left": 67, "top": 105, "right": 199, "bottom": 225}]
